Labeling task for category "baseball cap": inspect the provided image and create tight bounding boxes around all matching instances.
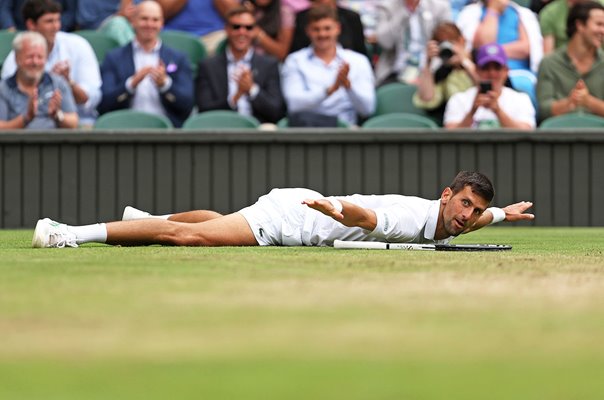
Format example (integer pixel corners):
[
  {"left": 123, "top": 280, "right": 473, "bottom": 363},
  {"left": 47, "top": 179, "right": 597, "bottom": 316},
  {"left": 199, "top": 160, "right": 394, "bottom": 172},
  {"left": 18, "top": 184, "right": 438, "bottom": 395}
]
[{"left": 476, "top": 43, "right": 507, "bottom": 68}]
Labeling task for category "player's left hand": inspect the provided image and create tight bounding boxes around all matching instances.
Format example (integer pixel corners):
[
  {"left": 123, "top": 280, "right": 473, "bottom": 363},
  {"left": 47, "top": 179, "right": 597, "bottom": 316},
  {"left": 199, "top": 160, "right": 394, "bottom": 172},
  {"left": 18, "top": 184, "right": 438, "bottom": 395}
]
[
  {"left": 502, "top": 201, "right": 534, "bottom": 221},
  {"left": 302, "top": 198, "right": 344, "bottom": 220}
]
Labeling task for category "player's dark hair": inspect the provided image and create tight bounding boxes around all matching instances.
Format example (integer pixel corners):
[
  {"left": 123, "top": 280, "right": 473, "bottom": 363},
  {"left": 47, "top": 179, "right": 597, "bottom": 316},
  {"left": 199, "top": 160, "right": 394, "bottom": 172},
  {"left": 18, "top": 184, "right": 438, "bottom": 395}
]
[
  {"left": 22, "top": 0, "right": 62, "bottom": 23},
  {"left": 449, "top": 171, "right": 494, "bottom": 202},
  {"left": 307, "top": 4, "right": 338, "bottom": 24},
  {"left": 567, "top": 1, "right": 604, "bottom": 38}
]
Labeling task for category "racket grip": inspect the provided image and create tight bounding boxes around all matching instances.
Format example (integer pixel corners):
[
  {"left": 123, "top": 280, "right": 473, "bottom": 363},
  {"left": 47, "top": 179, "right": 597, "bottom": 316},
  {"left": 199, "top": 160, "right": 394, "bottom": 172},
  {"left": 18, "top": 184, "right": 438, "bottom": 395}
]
[{"left": 333, "top": 240, "right": 387, "bottom": 249}]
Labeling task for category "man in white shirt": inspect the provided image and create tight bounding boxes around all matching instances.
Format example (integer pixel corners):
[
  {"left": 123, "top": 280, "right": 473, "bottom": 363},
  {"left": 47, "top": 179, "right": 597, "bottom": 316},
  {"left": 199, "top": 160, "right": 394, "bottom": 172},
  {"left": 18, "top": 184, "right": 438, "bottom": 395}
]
[
  {"left": 444, "top": 43, "right": 536, "bottom": 129},
  {"left": 1, "top": 0, "right": 102, "bottom": 127},
  {"left": 281, "top": 5, "right": 375, "bottom": 126},
  {"left": 32, "top": 171, "right": 534, "bottom": 248}
]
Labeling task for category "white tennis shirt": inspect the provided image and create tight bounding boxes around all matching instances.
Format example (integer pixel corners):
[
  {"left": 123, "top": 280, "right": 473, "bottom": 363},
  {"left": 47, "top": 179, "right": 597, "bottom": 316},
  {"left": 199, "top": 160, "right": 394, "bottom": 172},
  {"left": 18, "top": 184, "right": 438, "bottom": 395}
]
[
  {"left": 240, "top": 188, "right": 454, "bottom": 247},
  {"left": 304, "top": 193, "right": 453, "bottom": 246}
]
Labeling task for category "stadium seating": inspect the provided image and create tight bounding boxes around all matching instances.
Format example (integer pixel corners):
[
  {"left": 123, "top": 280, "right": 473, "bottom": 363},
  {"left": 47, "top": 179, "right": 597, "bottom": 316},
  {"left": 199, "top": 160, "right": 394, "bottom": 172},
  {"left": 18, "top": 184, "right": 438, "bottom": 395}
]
[
  {"left": 276, "top": 117, "right": 350, "bottom": 129},
  {"left": 182, "top": 111, "right": 260, "bottom": 130},
  {"left": 74, "top": 30, "right": 120, "bottom": 63},
  {"left": 362, "top": 113, "right": 439, "bottom": 129},
  {"left": 159, "top": 30, "right": 207, "bottom": 76},
  {"left": 94, "top": 110, "right": 174, "bottom": 129},
  {"left": 0, "top": 30, "right": 17, "bottom": 70},
  {"left": 539, "top": 113, "right": 604, "bottom": 129},
  {"left": 374, "top": 82, "right": 431, "bottom": 118}
]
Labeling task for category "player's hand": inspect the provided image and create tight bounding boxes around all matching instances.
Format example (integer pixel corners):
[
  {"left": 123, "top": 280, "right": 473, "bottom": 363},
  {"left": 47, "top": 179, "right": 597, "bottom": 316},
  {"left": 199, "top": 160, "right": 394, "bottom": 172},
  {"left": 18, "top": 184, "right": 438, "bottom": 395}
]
[
  {"left": 502, "top": 201, "right": 534, "bottom": 221},
  {"left": 302, "top": 198, "right": 344, "bottom": 220}
]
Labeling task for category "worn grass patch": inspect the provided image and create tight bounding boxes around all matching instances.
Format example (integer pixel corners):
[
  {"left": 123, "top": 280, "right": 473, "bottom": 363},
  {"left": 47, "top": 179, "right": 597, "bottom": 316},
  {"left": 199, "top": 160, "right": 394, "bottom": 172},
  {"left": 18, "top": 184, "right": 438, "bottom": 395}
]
[{"left": 1, "top": 227, "right": 604, "bottom": 399}]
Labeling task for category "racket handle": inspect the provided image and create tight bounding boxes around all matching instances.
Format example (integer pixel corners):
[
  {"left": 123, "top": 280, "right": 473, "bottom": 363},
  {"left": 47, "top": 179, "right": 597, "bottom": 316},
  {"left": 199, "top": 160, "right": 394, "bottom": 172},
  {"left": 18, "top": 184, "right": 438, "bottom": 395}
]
[{"left": 333, "top": 240, "right": 388, "bottom": 249}]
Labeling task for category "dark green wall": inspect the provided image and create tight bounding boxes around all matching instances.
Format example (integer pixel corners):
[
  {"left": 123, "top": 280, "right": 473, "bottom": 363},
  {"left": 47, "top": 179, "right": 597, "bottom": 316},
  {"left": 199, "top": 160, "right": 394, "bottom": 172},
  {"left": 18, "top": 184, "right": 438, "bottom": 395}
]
[{"left": 1, "top": 129, "right": 603, "bottom": 228}]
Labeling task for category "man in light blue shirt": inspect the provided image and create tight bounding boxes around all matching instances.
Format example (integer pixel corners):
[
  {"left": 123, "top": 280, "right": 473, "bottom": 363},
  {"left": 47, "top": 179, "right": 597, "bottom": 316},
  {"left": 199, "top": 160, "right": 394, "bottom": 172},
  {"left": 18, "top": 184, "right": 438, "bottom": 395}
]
[{"left": 281, "top": 5, "right": 375, "bottom": 126}]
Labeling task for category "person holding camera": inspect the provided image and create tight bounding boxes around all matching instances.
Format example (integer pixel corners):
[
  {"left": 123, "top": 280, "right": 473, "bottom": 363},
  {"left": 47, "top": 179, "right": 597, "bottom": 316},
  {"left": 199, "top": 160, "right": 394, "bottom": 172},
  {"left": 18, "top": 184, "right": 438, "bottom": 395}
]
[
  {"left": 443, "top": 43, "right": 535, "bottom": 129},
  {"left": 413, "top": 22, "right": 478, "bottom": 124}
]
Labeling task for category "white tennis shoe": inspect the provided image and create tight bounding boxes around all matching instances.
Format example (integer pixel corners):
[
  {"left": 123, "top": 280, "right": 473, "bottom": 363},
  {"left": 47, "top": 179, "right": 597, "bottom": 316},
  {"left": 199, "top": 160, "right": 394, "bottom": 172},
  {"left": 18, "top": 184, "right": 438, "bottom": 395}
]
[
  {"left": 122, "top": 206, "right": 152, "bottom": 221},
  {"left": 32, "top": 218, "right": 78, "bottom": 248}
]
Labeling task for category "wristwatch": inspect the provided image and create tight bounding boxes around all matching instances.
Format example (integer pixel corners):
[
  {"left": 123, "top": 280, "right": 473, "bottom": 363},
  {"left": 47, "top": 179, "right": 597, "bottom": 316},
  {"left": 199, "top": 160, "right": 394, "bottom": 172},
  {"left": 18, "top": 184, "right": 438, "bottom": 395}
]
[{"left": 55, "top": 110, "right": 65, "bottom": 123}]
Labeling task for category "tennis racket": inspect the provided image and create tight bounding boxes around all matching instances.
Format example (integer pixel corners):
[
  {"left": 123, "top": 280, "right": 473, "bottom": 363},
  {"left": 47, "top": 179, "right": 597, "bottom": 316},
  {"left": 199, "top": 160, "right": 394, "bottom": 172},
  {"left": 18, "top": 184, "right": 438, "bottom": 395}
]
[{"left": 333, "top": 240, "right": 512, "bottom": 251}]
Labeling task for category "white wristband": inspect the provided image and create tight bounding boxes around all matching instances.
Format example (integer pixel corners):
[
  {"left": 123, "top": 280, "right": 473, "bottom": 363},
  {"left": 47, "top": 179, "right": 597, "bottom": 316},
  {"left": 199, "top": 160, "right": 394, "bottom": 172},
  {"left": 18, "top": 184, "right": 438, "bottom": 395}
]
[
  {"left": 327, "top": 197, "right": 343, "bottom": 213},
  {"left": 487, "top": 207, "right": 506, "bottom": 224}
]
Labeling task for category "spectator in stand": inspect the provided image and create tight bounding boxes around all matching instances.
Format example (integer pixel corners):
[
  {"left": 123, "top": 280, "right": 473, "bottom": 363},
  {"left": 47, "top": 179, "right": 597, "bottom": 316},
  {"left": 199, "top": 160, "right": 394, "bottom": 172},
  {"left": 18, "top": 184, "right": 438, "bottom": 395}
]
[
  {"left": 1, "top": 0, "right": 76, "bottom": 31},
  {"left": 374, "top": 0, "right": 451, "bottom": 86},
  {"left": 98, "top": 0, "right": 140, "bottom": 46},
  {"left": 281, "top": 5, "right": 375, "bottom": 126},
  {"left": 414, "top": 22, "right": 478, "bottom": 124},
  {"left": 289, "top": 0, "right": 368, "bottom": 58},
  {"left": 1, "top": 0, "right": 102, "bottom": 127},
  {"left": 98, "top": 1, "right": 194, "bottom": 127},
  {"left": 160, "top": 0, "right": 238, "bottom": 56},
  {"left": 338, "top": 0, "right": 380, "bottom": 43},
  {"left": 539, "top": 0, "right": 604, "bottom": 54},
  {"left": 243, "top": 0, "right": 295, "bottom": 61},
  {"left": 75, "top": 0, "right": 122, "bottom": 30},
  {"left": 196, "top": 7, "right": 285, "bottom": 123},
  {"left": 0, "top": 32, "right": 78, "bottom": 129},
  {"left": 444, "top": 42, "right": 535, "bottom": 129},
  {"left": 537, "top": 1, "right": 604, "bottom": 120},
  {"left": 456, "top": 0, "right": 543, "bottom": 106}
]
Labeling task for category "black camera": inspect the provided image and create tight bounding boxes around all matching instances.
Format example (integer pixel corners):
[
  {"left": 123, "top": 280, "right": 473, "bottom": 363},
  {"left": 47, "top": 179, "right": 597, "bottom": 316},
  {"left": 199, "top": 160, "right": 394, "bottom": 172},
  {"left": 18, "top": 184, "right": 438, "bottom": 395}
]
[{"left": 438, "top": 41, "right": 455, "bottom": 61}]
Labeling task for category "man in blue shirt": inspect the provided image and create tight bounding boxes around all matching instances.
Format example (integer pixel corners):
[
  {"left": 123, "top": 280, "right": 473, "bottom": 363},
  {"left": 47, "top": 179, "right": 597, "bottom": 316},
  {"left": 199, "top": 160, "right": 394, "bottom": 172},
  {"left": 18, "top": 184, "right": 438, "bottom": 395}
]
[{"left": 0, "top": 31, "right": 78, "bottom": 129}]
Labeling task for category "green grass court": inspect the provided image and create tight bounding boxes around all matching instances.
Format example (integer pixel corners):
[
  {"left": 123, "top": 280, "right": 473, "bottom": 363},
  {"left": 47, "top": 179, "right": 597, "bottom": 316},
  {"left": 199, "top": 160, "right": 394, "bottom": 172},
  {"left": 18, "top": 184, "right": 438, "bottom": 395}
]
[{"left": 2, "top": 227, "right": 604, "bottom": 399}]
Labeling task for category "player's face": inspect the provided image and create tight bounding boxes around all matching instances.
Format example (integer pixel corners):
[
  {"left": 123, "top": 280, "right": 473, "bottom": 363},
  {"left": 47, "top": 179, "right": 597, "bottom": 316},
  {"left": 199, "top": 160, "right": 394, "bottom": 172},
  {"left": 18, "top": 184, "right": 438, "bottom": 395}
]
[
  {"left": 578, "top": 9, "right": 604, "bottom": 49},
  {"left": 226, "top": 13, "right": 256, "bottom": 54},
  {"left": 30, "top": 13, "right": 60, "bottom": 48},
  {"left": 441, "top": 185, "right": 489, "bottom": 237},
  {"left": 134, "top": 2, "right": 164, "bottom": 44},
  {"left": 16, "top": 41, "right": 47, "bottom": 82},
  {"left": 306, "top": 18, "right": 340, "bottom": 52}
]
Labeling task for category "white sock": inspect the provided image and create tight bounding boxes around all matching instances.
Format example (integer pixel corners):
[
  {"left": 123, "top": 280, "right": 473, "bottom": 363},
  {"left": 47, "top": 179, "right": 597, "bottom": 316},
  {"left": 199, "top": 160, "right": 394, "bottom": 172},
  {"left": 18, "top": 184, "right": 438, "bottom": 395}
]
[
  {"left": 150, "top": 214, "right": 172, "bottom": 220},
  {"left": 69, "top": 223, "right": 108, "bottom": 244}
]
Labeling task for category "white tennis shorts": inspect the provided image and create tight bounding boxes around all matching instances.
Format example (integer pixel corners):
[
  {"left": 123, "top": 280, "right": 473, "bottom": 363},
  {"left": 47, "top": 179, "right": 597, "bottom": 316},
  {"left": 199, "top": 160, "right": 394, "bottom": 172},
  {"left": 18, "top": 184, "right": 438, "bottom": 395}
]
[{"left": 238, "top": 188, "right": 323, "bottom": 246}]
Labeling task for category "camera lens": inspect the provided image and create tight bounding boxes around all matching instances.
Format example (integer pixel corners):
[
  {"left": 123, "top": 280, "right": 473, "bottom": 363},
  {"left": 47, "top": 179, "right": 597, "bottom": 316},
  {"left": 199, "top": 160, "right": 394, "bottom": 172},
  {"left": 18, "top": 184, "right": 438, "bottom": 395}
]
[{"left": 439, "top": 41, "right": 454, "bottom": 61}]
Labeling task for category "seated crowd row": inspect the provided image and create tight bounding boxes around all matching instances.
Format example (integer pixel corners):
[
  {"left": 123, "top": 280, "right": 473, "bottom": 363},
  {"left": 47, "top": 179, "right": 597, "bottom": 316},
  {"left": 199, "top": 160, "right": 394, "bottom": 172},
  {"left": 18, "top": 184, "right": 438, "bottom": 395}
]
[{"left": 1, "top": 0, "right": 604, "bottom": 130}]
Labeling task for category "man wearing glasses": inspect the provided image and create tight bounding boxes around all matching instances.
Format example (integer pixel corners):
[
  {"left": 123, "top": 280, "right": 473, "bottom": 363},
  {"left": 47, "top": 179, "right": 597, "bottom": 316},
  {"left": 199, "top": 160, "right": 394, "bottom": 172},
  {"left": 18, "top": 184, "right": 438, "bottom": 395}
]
[{"left": 195, "top": 6, "right": 286, "bottom": 124}]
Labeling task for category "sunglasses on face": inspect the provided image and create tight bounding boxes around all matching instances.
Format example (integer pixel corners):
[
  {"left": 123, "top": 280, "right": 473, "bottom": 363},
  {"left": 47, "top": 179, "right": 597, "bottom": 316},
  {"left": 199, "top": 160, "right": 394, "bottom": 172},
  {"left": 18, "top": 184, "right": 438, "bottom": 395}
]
[{"left": 230, "top": 23, "right": 255, "bottom": 31}]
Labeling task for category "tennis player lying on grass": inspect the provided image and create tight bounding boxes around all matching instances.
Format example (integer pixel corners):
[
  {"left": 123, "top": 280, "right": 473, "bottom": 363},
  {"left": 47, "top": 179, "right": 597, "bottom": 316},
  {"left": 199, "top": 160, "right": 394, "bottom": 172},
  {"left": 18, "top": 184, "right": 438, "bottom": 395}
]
[{"left": 32, "top": 171, "right": 534, "bottom": 248}]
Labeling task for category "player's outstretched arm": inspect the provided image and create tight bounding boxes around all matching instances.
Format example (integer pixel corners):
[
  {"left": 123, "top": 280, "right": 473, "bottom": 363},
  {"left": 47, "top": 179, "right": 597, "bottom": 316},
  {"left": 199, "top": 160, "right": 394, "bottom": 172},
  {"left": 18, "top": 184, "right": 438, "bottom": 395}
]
[
  {"left": 302, "top": 198, "right": 377, "bottom": 231},
  {"left": 465, "top": 201, "right": 535, "bottom": 233}
]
